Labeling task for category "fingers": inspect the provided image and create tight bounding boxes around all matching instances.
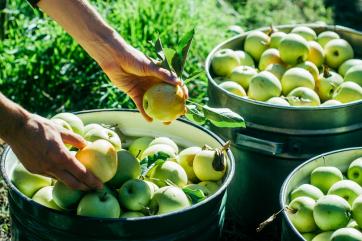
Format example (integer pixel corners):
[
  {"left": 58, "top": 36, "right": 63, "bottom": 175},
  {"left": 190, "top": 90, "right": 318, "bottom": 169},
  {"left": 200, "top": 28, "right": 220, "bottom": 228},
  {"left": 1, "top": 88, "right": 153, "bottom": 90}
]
[
  {"left": 148, "top": 63, "right": 181, "bottom": 85},
  {"left": 52, "top": 170, "right": 89, "bottom": 191},
  {"left": 60, "top": 130, "right": 87, "bottom": 149},
  {"left": 133, "top": 96, "right": 153, "bottom": 122}
]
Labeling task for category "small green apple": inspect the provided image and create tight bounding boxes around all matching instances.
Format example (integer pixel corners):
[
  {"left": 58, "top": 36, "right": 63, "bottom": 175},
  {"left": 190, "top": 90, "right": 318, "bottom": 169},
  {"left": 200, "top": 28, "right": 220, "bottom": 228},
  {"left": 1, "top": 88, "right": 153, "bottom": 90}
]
[
  {"left": 307, "top": 41, "right": 325, "bottom": 67},
  {"left": 339, "top": 59, "right": 362, "bottom": 77},
  {"left": 193, "top": 149, "right": 227, "bottom": 182},
  {"left": 120, "top": 212, "right": 145, "bottom": 218},
  {"left": 247, "top": 71, "right": 282, "bottom": 101},
  {"left": 290, "top": 184, "right": 324, "bottom": 201},
  {"left": 302, "top": 233, "right": 316, "bottom": 241},
  {"left": 219, "top": 81, "right": 247, "bottom": 97},
  {"left": 281, "top": 67, "right": 315, "bottom": 95},
  {"left": 148, "top": 161, "right": 188, "bottom": 187},
  {"left": 291, "top": 26, "right": 317, "bottom": 41},
  {"left": 348, "top": 158, "right": 362, "bottom": 185},
  {"left": 287, "top": 87, "right": 321, "bottom": 107},
  {"left": 270, "top": 31, "right": 287, "bottom": 49},
  {"left": 313, "top": 195, "right": 351, "bottom": 231},
  {"left": 52, "top": 181, "right": 83, "bottom": 210},
  {"left": 32, "top": 186, "right": 62, "bottom": 211},
  {"left": 332, "top": 82, "right": 362, "bottom": 103},
  {"left": 312, "top": 232, "right": 334, "bottom": 241},
  {"left": 198, "top": 181, "right": 219, "bottom": 195},
  {"left": 321, "top": 100, "right": 342, "bottom": 106},
  {"left": 296, "top": 61, "right": 319, "bottom": 82},
  {"left": 331, "top": 227, "right": 362, "bottom": 241},
  {"left": 287, "top": 196, "right": 318, "bottom": 233},
  {"left": 149, "top": 137, "right": 178, "bottom": 154},
  {"left": 328, "top": 180, "right": 362, "bottom": 206},
  {"left": 258, "top": 48, "right": 283, "bottom": 70},
  {"left": 279, "top": 33, "right": 310, "bottom": 65},
  {"left": 11, "top": 163, "right": 52, "bottom": 198},
  {"left": 118, "top": 179, "right": 152, "bottom": 211},
  {"left": 84, "top": 127, "right": 122, "bottom": 151},
  {"left": 51, "top": 112, "right": 84, "bottom": 136},
  {"left": 352, "top": 195, "right": 362, "bottom": 228},
  {"left": 311, "top": 166, "right": 343, "bottom": 193},
  {"left": 265, "top": 63, "right": 287, "bottom": 80},
  {"left": 234, "top": 50, "right": 255, "bottom": 67},
  {"left": 317, "top": 31, "right": 340, "bottom": 48},
  {"left": 141, "top": 144, "right": 177, "bottom": 160},
  {"left": 244, "top": 30, "right": 270, "bottom": 61},
  {"left": 211, "top": 49, "right": 240, "bottom": 76},
  {"left": 177, "top": 146, "right": 202, "bottom": 183},
  {"left": 316, "top": 69, "right": 344, "bottom": 102},
  {"left": 229, "top": 66, "right": 258, "bottom": 90},
  {"left": 324, "top": 39, "right": 354, "bottom": 69},
  {"left": 145, "top": 180, "right": 159, "bottom": 194},
  {"left": 344, "top": 65, "right": 362, "bottom": 87},
  {"left": 129, "top": 136, "right": 153, "bottom": 159},
  {"left": 83, "top": 123, "right": 104, "bottom": 136},
  {"left": 51, "top": 118, "right": 72, "bottom": 132},
  {"left": 266, "top": 97, "right": 290, "bottom": 106}
]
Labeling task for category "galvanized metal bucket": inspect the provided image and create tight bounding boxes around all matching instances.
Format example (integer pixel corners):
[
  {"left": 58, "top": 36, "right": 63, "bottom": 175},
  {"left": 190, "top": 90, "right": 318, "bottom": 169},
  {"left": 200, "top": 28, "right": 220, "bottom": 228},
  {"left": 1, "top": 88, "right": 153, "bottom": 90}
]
[
  {"left": 205, "top": 24, "right": 362, "bottom": 230},
  {"left": 0, "top": 109, "right": 235, "bottom": 241},
  {"left": 280, "top": 147, "right": 362, "bottom": 241}
]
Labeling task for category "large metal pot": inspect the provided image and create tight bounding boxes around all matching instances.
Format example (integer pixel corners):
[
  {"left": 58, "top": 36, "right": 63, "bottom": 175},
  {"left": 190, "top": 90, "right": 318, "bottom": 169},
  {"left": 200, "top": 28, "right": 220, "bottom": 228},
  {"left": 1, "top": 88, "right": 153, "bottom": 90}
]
[
  {"left": 205, "top": 24, "right": 362, "bottom": 230},
  {"left": 1, "top": 109, "right": 235, "bottom": 241}
]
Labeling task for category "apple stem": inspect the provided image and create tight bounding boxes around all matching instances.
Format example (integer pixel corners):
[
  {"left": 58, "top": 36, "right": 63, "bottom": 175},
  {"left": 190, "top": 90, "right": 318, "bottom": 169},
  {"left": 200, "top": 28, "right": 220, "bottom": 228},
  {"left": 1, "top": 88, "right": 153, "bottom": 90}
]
[
  {"left": 256, "top": 207, "right": 288, "bottom": 232},
  {"left": 267, "top": 24, "right": 277, "bottom": 36},
  {"left": 323, "top": 65, "right": 332, "bottom": 78},
  {"left": 100, "top": 192, "right": 107, "bottom": 202}
]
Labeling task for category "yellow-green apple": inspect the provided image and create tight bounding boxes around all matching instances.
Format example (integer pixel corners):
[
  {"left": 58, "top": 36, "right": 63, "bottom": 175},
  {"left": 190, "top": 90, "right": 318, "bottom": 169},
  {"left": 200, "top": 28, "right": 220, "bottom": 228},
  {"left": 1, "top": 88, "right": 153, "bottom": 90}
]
[
  {"left": 129, "top": 136, "right": 153, "bottom": 159},
  {"left": 120, "top": 212, "right": 145, "bottom": 218},
  {"left": 51, "top": 118, "right": 72, "bottom": 131},
  {"left": 316, "top": 69, "right": 344, "bottom": 102},
  {"left": 266, "top": 97, "right": 290, "bottom": 106},
  {"left": 281, "top": 68, "right": 315, "bottom": 95},
  {"left": 290, "top": 184, "right": 324, "bottom": 201},
  {"left": 328, "top": 180, "right": 362, "bottom": 206},
  {"left": 313, "top": 195, "right": 351, "bottom": 231},
  {"left": 145, "top": 180, "right": 159, "bottom": 193},
  {"left": 287, "top": 87, "right": 321, "bottom": 107},
  {"left": 352, "top": 195, "right": 362, "bottom": 228},
  {"left": 193, "top": 149, "right": 227, "bottom": 182},
  {"left": 317, "top": 31, "right": 340, "bottom": 48},
  {"left": 247, "top": 71, "right": 282, "bottom": 101},
  {"left": 258, "top": 48, "right": 283, "bottom": 70},
  {"left": 84, "top": 127, "right": 122, "bottom": 151},
  {"left": 148, "top": 161, "right": 188, "bottom": 187},
  {"left": 32, "top": 186, "right": 62, "bottom": 211},
  {"left": 76, "top": 139, "right": 118, "bottom": 183},
  {"left": 149, "top": 137, "right": 179, "bottom": 154},
  {"left": 211, "top": 49, "right": 240, "bottom": 76},
  {"left": 279, "top": 33, "right": 310, "bottom": 65},
  {"left": 244, "top": 30, "right": 270, "bottom": 61},
  {"left": 141, "top": 144, "right": 177, "bottom": 160},
  {"left": 321, "top": 100, "right": 342, "bottom": 106},
  {"left": 229, "top": 66, "right": 258, "bottom": 90},
  {"left": 11, "top": 163, "right": 52, "bottom": 198},
  {"left": 83, "top": 123, "right": 104, "bottom": 136},
  {"left": 177, "top": 146, "right": 202, "bottom": 183},
  {"left": 198, "top": 181, "right": 219, "bottom": 195},
  {"left": 347, "top": 219, "right": 359, "bottom": 229},
  {"left": 149, "top": 186, "right": 191, "bottom": 215},
  {"left": 107, "top": 149, "right": 141, "bottom": 189},
  {"left": 118, "top": 179, "right": 152, "bottom": 211},
  {"left": 332, "top": 82, "right": 362, "bottom": 103},
  {"left": 287, "top": 196, "right": 318, "bottom": 233},
  {"left": 296, "top": 61, "right": 319, "bottom": 82},
  {"left": 143, "top": 83, "right": 186, "bottom": 123},
  {"left": 345, "top": 65, "right": 362, "bottom": 86},
  {"left": 184, "top": 184, "right": 210, "bottom": 196},
  {"left": 219, "top": 81, "right": 247, "bottom": 97},
  {"left": 307, "top": 41, "right": 325, "bottom": 67},
  {"left": 339, "top": 59, "right": 362, "bottom": 77},
  {"left": 265, "top": 63, "right": 287, "bottom": 80},
  {"left": 52, "top": 181, "right": 83, "bottom": 210},
  {"left": 312, "top": 232, "right": 334, "bottom": 241},
  {"left": 302, "top": 233, "right": 316, "bottom": 241},
  {"left": 51, "top": 112, "right": 84, "bottom": 136},
  {"left": 234, "top": 50, "right": 255, "bottom": 67},
  {"left": 348, "top": 158, "right": 362, "bottom": 185},
  {"left": 324, "top": 39, "right": 354, "bottom": 69},
  {"left": 291, "top": 26, "right": 317, "bottom": 41},
  {"left": 311, "top": 166, "right": 343, "bottom": 193},
  {"left": 331, "top": 227, "right": 362, "bottom": 241},
  {"left": 77, "top": 189, "right": 121, "bottom": 218},
  {"left": 270, "top": 31, "right": 287, "bottom": 49}
]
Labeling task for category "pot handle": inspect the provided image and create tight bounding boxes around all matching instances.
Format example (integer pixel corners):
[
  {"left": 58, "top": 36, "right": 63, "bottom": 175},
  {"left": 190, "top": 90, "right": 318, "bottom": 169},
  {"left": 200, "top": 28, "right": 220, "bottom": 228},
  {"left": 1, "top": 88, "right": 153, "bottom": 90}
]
[{"left": 234, "top": 133, "right": 284, "bottom": 155}]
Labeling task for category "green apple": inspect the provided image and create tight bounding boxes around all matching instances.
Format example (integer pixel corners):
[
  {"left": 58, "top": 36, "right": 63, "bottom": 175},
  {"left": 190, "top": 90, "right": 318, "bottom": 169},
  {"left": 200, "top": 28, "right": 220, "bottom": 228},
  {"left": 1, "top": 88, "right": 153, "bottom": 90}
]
[
  {"left": 143, "top": 83, "right": 186, "bottom": 123},
  {"left": 296, "top": 61, "right": 319, "bottom": 82},
  {"left": 129, "top": 136, "right": 153, "bottom": 159},
  {"left": 247, "top": 71, "right": 282, "bottom": 101},
  {"left": 184, "top": 184, "right": 210, "bottom": 197},
  {"left": 311, "top": 166, "right": 343, "bottom": 193},
  {"left": 265, "top": 63, "right": 287, "bottom": 80},
  {"left": 52, "top": 181, "right": 83, "bottom": 210},
  {"left": 51, "top": 118, "right": 72, "bottom": 131},
  {"left": 352, "top": 195, "right": 362, "bottom": 228},
  {"left": 332, "top": 82, "right": 362, "bottom": 103},
  {"left": 51, "top": 112, "right": 84, "bottom": 136},
  {"left": 313, "top": 195, "right": 351, "bottom": 231},
  {"left": 328, "top": 180, "right": 362, "bottom": 206},
  {"left": 76, "top": 139, "right": 118, "bottom": 183},
  {"left": 118, "top": 179, "right": 152, "bottom": 211},
  {"left": 339, "top": 59, "right": 362, "bottom": 77},
  {"left": 287, "top": 87, "right": 321, "bottom": 107},
  {"left": 279, "top": 33, "right": 310, "bottom": 65},
  {"left": 107, "top": 149, "right": 141, "bottom": 189},
  {"left": 266, "top": 97, "right": 290, "bottom": 106},
  {"left": 141, "top": 144, "right": 177, "bottom": 160},
  {"left": 177, "top": 146, "right": 202, "bottom": 183},
  {"left": 32, "top": 186, "right": 62, "bottom": 211},
  {"left": 348, "top": 158, "right": 362, "bottom": 185},
  {"left": 331, "top": 227, "right": 362, "bottom": 241},
  {"left": 84, "top": 127, "right": 122, "bottom": 151},
  {"left": 281, "top": 68, "right": 315, "bottom": 95},
  {"left": 120, "top": 212, "right": 145, "bottom": 218},
  {"left": 193, "top": 149, "right": 227, "bottom": 182},
  {"left": 11, "top": 163, "right": 52, "bottom": 198},
  {"left": 290, "top": 184, "right": 324, "bottom": 201},
  {"left": 229, "top": 66, "right": 258, "bottom": 90},
  {"left": 312, "top": 232, "right": 334, "bottom": 241},
  {"left": 317, "top": 31, "right": 340, "bottom": 48},
  {"left": 321, "top": 100, "right": 343, "bottom": 106},
  {"left": 149, "top": 186, "right": 191, "bottom": 215},
  {"left": 211, "top": 49, "right": 240, "bottom": 76},
  {"left": 244, "top": 30, "right": 270, "bottom": 61},
  {"left": 258, "top": 48, "right": 283, "bottom": 70},
  {"left": 270, "top": 31, "right": 287, "bottom": 49},
  {"left": 302, "top": 233, "right": 316, "bottom": 241},
  {"left": 345, "top": 65, "right": 362, "bottom": 87},
  {"left": 219, "top": 81, "right": 247, "bottom": 97},
  {"left": 316, "top": 69, "right": 344, "bottom": 102},
  {"left": 347, "top": 219, "right": 360, "bottom": 229},
  {"left": 145, "top": 180, "right": 159, "bottom": 194},
  {"left": 291, "top": 26, "right": 317, "bottom": 41},
  {"left": 149, "top": 137, "right": 179, "bottom": 154},
  {"left": 148, "top": 161, "right": 188, "bottom": 187},
  {"left": 324, "top": 39, "right": 354, "bottom": 69},
  {"left": 198, "top": 181, "right": 219, "bottom": 195},
  {"left": 77, "top": 189, "right": 121, "bottom": 218},
  {"left": 234, "top": 50, "right": 255, "bottom": 67},
  {"left": 307, "top": 41, "right": 325, "bottom": 67},
  {"left": 83, "top": 123, "right": 104, "bottom": 136},
  {"left": 287, "top": 196, "right": 318, "bottom": 233}
]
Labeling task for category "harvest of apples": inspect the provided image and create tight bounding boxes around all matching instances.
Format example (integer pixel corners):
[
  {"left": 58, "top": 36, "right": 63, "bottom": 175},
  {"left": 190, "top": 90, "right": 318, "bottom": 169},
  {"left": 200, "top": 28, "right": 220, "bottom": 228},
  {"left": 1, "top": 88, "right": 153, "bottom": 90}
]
[
  {"left": 10, "top": 112, "right": 228, "bottom": 218},
  {"left": 211, "top": 25, "right": 362, "bottom": 106},
  {"left": 286, "top": 157, "right": 362, "bottom": 240}
]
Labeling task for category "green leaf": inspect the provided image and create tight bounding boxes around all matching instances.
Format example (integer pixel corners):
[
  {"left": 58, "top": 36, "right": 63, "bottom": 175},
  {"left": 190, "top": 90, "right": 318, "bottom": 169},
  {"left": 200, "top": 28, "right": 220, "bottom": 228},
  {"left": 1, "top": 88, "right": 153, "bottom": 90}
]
[
  {"left": 154, "top": 37, "right": 165, "bottom": 61},
  {"left": 183, "top": 187, "right": 206, "bottom": 204},
  {"left": 174, "top": 28, "right": 195, "bottom": 76},
  {"left": 202, "top": 105, "right": 246, "bottom": 128},
  {"left": 184, "top": 71, "right": 204, "bottom": 84},
  {"left": 163, "top": 47, "right": 176, "bottom": 72},
  {"left": 185, "top": 104, "right": 207, "bottom": 125},
  {"left": 140, "top": 152, "right": 170, "bottom": 176}
]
